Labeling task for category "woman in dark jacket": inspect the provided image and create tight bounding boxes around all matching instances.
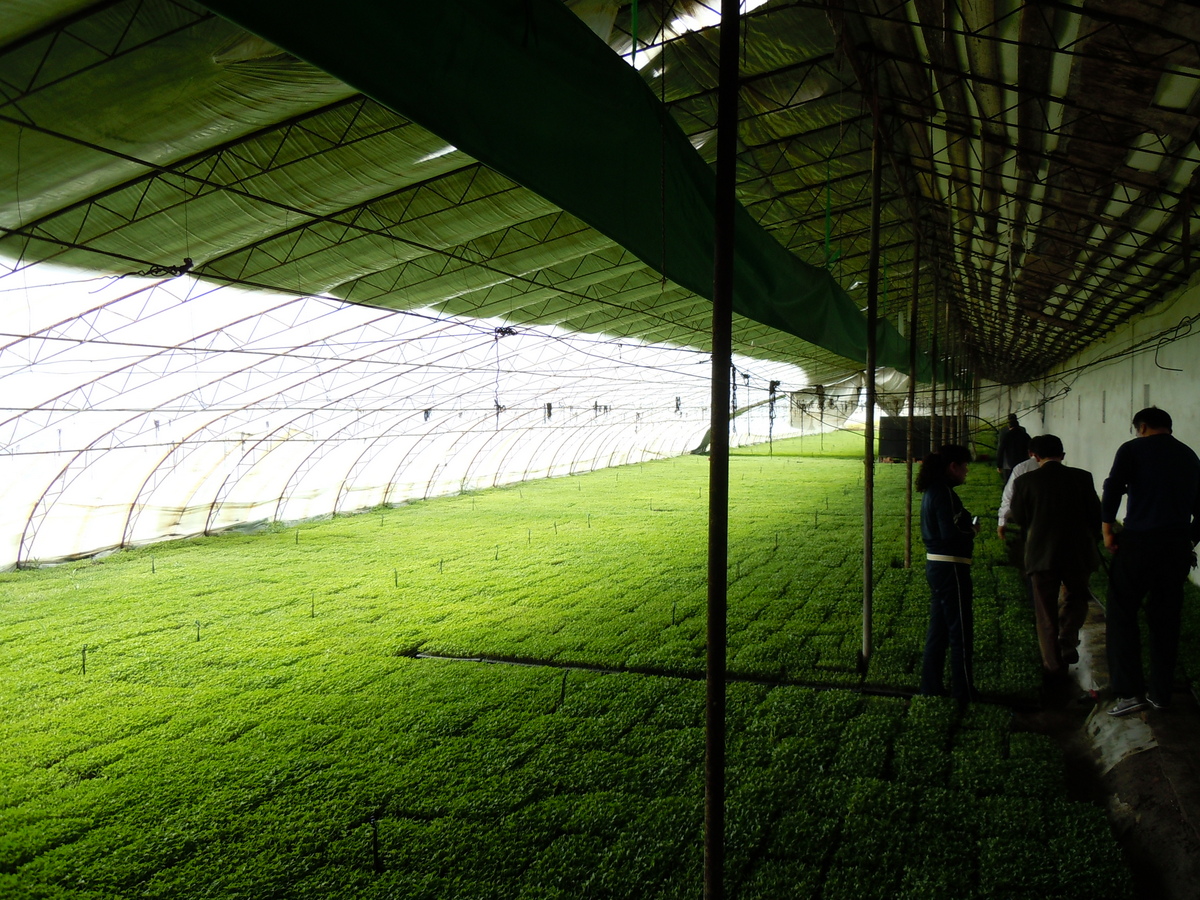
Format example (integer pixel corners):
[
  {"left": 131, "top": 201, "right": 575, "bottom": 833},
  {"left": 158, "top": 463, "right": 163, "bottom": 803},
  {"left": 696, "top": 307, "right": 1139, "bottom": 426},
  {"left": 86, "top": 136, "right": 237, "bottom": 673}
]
[{"left": 917, "top": 444, "right": 980, "bottom": 703}]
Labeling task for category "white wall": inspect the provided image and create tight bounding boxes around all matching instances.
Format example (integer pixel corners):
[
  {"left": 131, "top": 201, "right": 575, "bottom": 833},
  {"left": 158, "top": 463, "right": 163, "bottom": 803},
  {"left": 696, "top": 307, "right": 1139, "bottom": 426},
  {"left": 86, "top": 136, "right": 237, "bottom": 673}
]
[
  {"left": 977, "top": 277, "right": 1200, "bottom": 477},
  {"left": 1037, "top": 277, "right": 1200, "bottom": 483}
]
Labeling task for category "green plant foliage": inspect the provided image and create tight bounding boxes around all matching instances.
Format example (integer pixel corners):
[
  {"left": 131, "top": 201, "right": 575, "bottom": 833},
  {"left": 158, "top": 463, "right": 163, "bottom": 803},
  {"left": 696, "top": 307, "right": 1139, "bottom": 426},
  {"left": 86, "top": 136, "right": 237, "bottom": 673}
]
[{"left": 0, "top": 452, "right": 1131, "bottom": 897}]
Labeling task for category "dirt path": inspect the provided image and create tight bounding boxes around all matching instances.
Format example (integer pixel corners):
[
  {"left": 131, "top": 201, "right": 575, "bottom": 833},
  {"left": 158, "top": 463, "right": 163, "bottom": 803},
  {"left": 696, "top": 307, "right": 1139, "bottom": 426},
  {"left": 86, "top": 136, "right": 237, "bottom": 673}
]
[{"left": 1017, "top": 602, "right": 1200, "bottom": 899}]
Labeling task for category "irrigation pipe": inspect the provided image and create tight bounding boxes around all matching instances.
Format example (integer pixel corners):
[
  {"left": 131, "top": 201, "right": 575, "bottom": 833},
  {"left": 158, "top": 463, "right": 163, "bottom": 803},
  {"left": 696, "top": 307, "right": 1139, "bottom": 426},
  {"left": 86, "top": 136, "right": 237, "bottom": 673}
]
[{"left": 411, "top": 651, "right": 1038, "bottom": 710}]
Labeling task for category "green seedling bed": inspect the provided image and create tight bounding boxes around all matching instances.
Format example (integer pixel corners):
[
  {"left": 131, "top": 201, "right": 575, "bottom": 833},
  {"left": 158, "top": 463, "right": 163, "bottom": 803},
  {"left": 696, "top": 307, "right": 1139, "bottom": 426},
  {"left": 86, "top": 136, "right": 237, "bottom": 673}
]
[{"left": 0, "top": 445, "right": 1132, "bottom": 898}]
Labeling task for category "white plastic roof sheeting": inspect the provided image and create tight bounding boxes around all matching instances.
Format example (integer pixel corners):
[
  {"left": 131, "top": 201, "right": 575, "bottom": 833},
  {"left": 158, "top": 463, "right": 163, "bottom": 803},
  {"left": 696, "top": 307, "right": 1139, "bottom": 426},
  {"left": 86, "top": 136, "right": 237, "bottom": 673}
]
[{"left": 0, "top": 261, "right": 814, "bottom": 568}]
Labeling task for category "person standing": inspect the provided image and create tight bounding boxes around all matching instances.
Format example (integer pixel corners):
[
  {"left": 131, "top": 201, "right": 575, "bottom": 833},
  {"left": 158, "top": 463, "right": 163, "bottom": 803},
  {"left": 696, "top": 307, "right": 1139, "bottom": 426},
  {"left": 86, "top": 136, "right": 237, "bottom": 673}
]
[
  {"left": 996, "top": 413, "right": 1031, "bottom": 487},
  {"left": 1102, "top": 407, "right": 1200, "bottom": 716},
  {"left": 996, "top": 443, "right": 1040, "bottom": 541},
  {"left": 918, "top": 444, "right": 980, "bottom": 704},
  {"left": 1007, "top": 435, "right": 1101, "bottom": 681},
  {"left": 997, "top": 440, "right": 1041, "bottom": 571}
]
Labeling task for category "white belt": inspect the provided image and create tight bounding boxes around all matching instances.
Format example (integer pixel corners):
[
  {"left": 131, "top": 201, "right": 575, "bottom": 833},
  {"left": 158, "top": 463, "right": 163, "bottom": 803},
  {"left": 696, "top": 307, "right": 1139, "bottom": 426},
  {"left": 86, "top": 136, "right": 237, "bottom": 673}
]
[{"left": 926, "top": 553, "right": 972, "bottom": 565}]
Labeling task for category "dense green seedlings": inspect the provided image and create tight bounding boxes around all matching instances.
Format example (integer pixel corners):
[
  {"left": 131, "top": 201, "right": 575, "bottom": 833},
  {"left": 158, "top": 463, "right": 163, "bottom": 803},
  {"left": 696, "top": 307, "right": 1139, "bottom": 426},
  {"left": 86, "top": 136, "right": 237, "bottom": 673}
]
[{"left": 0, "top": 442, "right": 1134, "bottom": 898}]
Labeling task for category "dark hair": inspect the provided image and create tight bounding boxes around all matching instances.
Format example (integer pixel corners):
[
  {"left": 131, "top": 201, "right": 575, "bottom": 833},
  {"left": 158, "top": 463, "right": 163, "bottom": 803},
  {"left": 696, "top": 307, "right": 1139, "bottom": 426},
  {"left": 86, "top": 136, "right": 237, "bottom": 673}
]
[
  {"left": 1030, "top": 434, "right": 1063, "bottom": 458},
  {"left": 1132, "top": 407, "right": 1171, "bottom": 432},
  {"left": 916, "top": 444, "right": 971, "bottom": 492},
  {"left": 1007, "top": 413, "right": 1019, "bottom": 429}
]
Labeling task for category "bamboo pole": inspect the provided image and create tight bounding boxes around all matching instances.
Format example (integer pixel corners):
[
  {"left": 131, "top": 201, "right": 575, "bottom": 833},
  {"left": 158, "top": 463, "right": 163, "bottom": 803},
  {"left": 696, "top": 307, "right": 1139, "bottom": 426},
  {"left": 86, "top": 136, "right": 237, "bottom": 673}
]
[
  {"left": 705, "top": 0, "right": 738, "bottom": 896},
  {"left": 930, "top": 281, "right": 940, "bottom": 449},
  {"left": 862, "top": 113, "right": 882, "bottom": 672},
  {"left": 945, "top": 301, "right": 955, "bottom": 444},
  {"left": 905, "top": 231, "right": 919, "bottom": 568}
]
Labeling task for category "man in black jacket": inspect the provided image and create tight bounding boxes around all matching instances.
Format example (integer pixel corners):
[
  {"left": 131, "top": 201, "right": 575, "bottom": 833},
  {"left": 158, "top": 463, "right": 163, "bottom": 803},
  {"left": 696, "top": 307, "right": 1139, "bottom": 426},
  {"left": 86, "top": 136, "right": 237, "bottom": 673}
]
[
  {"left": 1008, "top": 435, "right": 1101, "bottom": 680},
  {"left": 1102, "top": 407, "right": 1200, "bottom": 716},
  {"left": 996, "top": 413, "right": 1031, "bottom": 487}
]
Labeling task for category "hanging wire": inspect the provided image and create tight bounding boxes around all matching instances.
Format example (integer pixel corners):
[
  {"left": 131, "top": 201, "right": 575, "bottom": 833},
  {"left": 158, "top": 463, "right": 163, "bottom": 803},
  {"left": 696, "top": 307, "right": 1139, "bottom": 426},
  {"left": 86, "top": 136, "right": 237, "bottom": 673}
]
[
  {"left": 1153, "top": 314, "right": 1194, "bottom": 372},
  {"left": 768, "top": 379, "right": 779, "bottom": 453},
  {"left": 730, "top": 362, "right": 738, "bottom": 433},
  {"left": 493, "top": 325, "right": 518, "bottom": 424},
  {"left": 122, "top": 258, "right": 194, "bottom": 280}
]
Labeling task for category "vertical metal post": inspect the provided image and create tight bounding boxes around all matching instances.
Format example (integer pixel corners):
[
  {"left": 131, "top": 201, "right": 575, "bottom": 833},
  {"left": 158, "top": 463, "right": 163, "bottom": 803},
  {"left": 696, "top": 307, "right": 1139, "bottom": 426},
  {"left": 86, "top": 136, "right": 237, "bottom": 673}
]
[
  {"left": 1184, "top": 189, "right": 1192, "bottom": 279},
  {"left": 959, "top": 350, "right": 968, "bottom": 447},
  {"left": 944, "top": 301, "right": 954, "bottom": 444},
  {"left": 952, "top": 346, "right": 960, "bottom": 444},
  {"left": 945, "top": 340, "right": 954, "bottom": 443},
  {"left": 904, "top": 230, "right": 919, "bottom": 569},
  {"left": 862, "top": 114, "right": 881, "bottom": 672},
  {"left": 706, "top": 0, "right": 739, "bottom": 897},
  {"left": 955, "top": 346, "right": 963, "bottom": 444},
  {"left": 930, "top": 282, "right": 940, "bottom": 449}
]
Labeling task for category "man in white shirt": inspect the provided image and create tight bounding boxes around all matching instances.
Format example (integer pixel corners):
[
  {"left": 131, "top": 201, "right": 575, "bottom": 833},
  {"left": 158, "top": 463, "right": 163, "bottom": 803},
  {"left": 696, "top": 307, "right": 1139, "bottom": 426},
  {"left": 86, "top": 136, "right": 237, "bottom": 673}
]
[{"left": 997, "top": 440, "right": 1042, "bottom": 540}]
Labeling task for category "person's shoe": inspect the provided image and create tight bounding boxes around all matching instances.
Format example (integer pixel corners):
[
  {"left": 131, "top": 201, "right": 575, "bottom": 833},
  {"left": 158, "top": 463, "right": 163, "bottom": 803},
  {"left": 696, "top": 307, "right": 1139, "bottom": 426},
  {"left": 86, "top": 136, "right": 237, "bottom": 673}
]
[
  {"left": 1107, "top": 696, "right": 1147, "bottom": 717},
  {"left": 1147, "top": 695, "right": 1169, "bottom": 711}
]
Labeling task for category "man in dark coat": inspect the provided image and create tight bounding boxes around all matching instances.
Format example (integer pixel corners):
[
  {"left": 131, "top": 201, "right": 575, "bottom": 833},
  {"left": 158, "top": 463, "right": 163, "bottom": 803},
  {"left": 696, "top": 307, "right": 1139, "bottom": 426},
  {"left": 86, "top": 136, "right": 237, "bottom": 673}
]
[
  {"left": 1008, "top": 434, "right": 1101, "bottom": 678},
  {"left": 996, "top": 413, "right": 1031, "bottom": 487},
  {"left": 1102, "top": 407, "right": 1200, "bottom": 716}
]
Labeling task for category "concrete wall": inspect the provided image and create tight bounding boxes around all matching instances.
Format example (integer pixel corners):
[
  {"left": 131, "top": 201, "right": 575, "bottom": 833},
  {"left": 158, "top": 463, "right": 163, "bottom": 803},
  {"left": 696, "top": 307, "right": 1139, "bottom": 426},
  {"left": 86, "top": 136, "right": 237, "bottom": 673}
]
[{"left": 1033, "top": 277, "right": 1200, "bottom": 485}]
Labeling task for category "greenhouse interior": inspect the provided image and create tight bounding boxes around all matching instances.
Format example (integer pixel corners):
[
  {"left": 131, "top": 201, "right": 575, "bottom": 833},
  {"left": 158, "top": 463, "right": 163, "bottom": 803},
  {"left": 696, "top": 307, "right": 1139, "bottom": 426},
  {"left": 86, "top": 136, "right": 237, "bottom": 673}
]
[{"left": 4, "top": 0, "right": 1200, "bottom": 897}]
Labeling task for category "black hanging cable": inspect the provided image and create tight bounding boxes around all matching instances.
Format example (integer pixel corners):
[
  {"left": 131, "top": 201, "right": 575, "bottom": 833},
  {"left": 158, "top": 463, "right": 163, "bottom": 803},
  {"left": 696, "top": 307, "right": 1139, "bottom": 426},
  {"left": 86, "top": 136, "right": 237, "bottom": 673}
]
[
  {"left": 492, "top": 326, "right": 518, "bottom": 424},
  {"left": 768, "top": 379, "right": 780, "bottom": 453},
  {"left": 120, "top": 258, "right": 193, "bottom": 280},
  {"left": 730, "top": 363, "right": 737, "bottom": 433}
]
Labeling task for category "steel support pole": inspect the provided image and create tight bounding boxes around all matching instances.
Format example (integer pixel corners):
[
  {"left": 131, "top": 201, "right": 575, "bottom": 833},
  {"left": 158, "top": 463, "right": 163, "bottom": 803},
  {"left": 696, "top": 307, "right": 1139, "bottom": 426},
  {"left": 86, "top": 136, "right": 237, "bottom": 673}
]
[
  {"left": 861, "top": 116, "right": 881, "bottom": 671},
  {"left": 1185, "top": 189, "right": 1192, "bottom": 279},
  {"left": 952, "top": 347, "right": 961, "bottom": 444},
  {"left": 944, "top": 301, "right": 954, "bottom": 444},
  {"left": 705, "top": 0, "right": 739, "bottom": 896},
  {"left": 930, "top": 281, "right": 940, "bottom": 449},
  {"left": 904, "top": 230, "right": 919, "bottom": 569}
]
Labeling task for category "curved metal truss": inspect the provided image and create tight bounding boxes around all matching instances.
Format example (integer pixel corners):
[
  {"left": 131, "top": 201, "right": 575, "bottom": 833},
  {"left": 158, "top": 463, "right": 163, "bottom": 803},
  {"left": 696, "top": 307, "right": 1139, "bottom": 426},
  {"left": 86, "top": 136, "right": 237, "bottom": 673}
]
[{"left": 0, "top": 264, "right": 813, "bottom": 568}]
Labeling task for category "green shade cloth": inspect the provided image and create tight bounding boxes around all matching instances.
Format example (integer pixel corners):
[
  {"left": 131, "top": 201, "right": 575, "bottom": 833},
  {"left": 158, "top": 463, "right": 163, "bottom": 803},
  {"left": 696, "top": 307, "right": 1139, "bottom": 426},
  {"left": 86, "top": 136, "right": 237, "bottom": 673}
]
[{"left": 200, "top": 0, "right": 930, "bottom": 380}]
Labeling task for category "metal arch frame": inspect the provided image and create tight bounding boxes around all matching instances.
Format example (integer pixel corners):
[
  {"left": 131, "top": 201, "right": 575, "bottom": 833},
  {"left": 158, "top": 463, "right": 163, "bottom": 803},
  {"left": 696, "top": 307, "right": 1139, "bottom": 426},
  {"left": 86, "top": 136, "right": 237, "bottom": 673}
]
[
  {"left": 281, "top": 347, "right": 519, "bottom": 520},
  {"left": 185, "top": 329, "right": 498, "bottom": 536},
  {"left": 0, "top": 0, "right": 215, "bottom": 114},
  {"left": 201, "top": 404, "right": 375, "bottom": 535},
  {"left": 335, "top": 211, "right": 608, "bottom": 312},
  {"left": 118, "top": 311, "right": 483, "bottom": 542},
  {"left": 0, "top": 279, "right": 325, "bottom": 446},
  {"left": 364, "top": 344, "right": 531, "bottom": 508},
  {"left": 468, "top": 408, "right": 552, "bottom": 490},
  {"left": 0, "top": 101, "right": 449, "bottom": 281},
  {"left": 9, "top": 29, "right": 849, "bottom": 376},
  {"left": 378, "top": 410, "right": 474, "bottom": 508},
  {"left": 324, "top": 408, "right": 441, "bottom": 517},
  {"left": 13, "top": 288, "right": 337, "bottom": 563},
  {"left": 105, "top": 301, "right": 429, "bottom": 549},
  {"left": 561, "top": 406, "right": 632, "bottom": 476},
  {"left": 850, "top": 0, "right": 1200, "bottom": 382},
  {"left": 419, "top": 418, "right": 499, "bottom": 500},
  {"left": 510, "top": 399, "right": 634, "bottom": 483},
  {"left": 0, "top": 114, "right": 496, "bottom": 284},
  {"left": 193, "top": 166, "right": 537, "bottom": 290},
  {"left": 1, "top": 125, "right": 724, "bottom": 361},
  {"left": 0, "top": 278, "right": 223, "bottom": 443},
  {"left": 370, "top": 338, "right": 636, "bottom": 503},
  {"left": 4, "top": 23, "right": 864, "bottom": 385}
]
